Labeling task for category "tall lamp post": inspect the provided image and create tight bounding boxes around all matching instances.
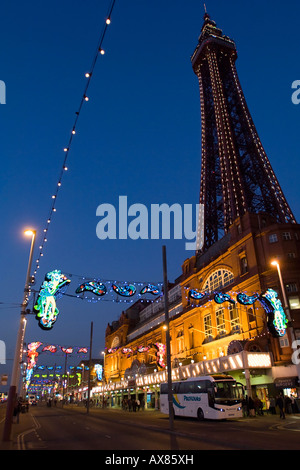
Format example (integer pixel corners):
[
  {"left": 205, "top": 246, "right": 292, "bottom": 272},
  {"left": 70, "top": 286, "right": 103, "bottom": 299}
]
[
  {"left": 3, "top": 229, "right": 36, "bottom": 442},
  {"left": 101, "top": 351, "right": 106, "bottom": 382},
  {"left": 162, "top": 245, "right": 174, "bottom": 432},
  {"left": 271, "top": 260, "right": 300, "bottom": 383}
]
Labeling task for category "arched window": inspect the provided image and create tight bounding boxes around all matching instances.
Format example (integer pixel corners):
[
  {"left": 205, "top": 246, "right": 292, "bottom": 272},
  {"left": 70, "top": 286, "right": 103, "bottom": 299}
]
[{"left": 202, "top": 269, "right": 234, "bottom": 291}]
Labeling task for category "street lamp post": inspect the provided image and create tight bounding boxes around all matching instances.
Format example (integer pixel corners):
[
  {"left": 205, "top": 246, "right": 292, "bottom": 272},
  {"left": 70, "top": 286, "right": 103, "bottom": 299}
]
[
  {"left": 162, "top": 245, "right": 174, "bottom": 432},
  {"left": 271, "top": 260, "right": 300, "bottom": 383},
  {"left": 3, "top": 229, "right": 36, "bottom": 442},
  {"left": 101, "top": 351, "right": 106, "bottom": 381},
  {"left": 271, "top": 261, "right": 290, "bottom": 319}
]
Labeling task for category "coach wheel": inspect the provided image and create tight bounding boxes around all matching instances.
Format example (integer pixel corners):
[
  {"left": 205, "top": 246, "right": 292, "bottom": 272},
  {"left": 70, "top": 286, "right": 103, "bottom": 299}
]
[{"left": 197, "top": 408, "right": 204, "bottom": 421}]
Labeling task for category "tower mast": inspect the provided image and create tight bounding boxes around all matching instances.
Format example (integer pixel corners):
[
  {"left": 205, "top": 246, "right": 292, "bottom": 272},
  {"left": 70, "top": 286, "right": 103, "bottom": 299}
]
[{"left": 191, "top": 13, "right": 296, "bottom": 252}]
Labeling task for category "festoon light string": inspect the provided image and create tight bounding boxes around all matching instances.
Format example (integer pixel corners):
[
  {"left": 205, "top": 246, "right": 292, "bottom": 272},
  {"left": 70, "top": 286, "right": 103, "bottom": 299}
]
[{"left": 32, "top": 0, "right": 117, "bottom": 281}]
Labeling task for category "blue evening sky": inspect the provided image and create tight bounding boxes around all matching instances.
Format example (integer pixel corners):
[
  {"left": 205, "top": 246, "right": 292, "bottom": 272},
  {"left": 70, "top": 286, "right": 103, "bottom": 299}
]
[{"left": 0, "top": 0, "right": 299, "bottom": 385}]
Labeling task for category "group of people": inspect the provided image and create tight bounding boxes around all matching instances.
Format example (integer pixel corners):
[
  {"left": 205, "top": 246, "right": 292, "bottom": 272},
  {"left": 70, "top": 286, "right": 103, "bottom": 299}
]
[
  {"left": 242, "top": 393, "right": 297, "bottom": 419},
  {"left": 121, "top": 397, "right": 144, "bottom": 412},
  {"left": 242, "top": 395, "right": 264, "bottom": 417},
  {"left": 268, "top": 394, "right": 297, "bottom": 419}
]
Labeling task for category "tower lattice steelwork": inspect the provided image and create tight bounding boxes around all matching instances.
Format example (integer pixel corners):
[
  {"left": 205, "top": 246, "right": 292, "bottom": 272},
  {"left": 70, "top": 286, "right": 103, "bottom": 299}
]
[{"left": 191, "top": 13, "right": 296, "bottom": 252}]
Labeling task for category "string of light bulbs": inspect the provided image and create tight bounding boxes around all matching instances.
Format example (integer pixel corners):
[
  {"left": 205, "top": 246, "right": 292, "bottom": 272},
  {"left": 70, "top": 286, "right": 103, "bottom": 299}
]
[{"left": 32, "top": 0, "right": 117, "bottom": 281}]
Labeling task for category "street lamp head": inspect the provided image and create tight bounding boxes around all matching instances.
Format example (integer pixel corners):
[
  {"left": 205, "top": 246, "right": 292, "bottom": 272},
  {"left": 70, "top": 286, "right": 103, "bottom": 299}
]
[
  {"left": 271, "top": 260, "right": 279, "bottom": 267},
  {"left": 24, "top": 229, "right": 36, "bottom": 237}
]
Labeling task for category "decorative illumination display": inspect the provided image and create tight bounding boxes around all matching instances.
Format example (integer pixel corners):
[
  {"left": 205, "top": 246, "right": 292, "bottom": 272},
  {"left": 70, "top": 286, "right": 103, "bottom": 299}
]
[
  {"left": 184, "top": 287, "right": 288, "bottom": 338},
  {"left": 112, "top": 283, "right": 136, "bottom": 297},
  {"left": 34, "top": 270, "right": 71, "bottom": 330},
  {"left": 42, "top": 345, "right": 57, "bottom": 353},
  {"left": 214, "top": 292, "right": 235, "bottom": 305},
  {"left": 186, "top": 288, "right": 259, "bottom": 306},
  {"left": 154, "top": 342, "right": 166, "bottom": 369},
  {"left": 189, "top": 289, "right": 207, "bottom": 300},
  {"left": 236, "top": 293, "right": 260, "bottom": 305},
  {"left": 259, "top": 289, "right": 288, "bottom": 338},
  {"left": 27, "top": 342, "right": 42, "bottom": 370},
  {"left": 61, "top": 347, "right": 73, "bottom": 355},
  {"left": 94, "top": 364, "right": 103, "bottom": 381},
  {"left": 75, "top": 281, "right": 107, "bottom": 296},
  {"left": 140, "top": 284, "right": 161, "bottom": 296}
]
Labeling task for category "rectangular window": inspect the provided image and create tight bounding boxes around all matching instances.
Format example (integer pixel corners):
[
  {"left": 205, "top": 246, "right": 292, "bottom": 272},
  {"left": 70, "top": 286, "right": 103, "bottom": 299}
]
[
  {"left": 229, "top": 304, "right": 240, "bottom": 331},
  {"left": 204, "top": 314, "right": 213, "bottom": 338},
  {"left": 282, "top": 232, "right": 292, "bottom": 241},
  {"left": 279, "top": 334, "right": 289, "bottom": 348},
  {"left": 216, "top": 308, "right": 226, "bottom": 336},
  {"left": 269, "top": 234, "right": 278, "bottom": 243},
  {"left": 240, "top": 256, "right": 248, "bottom": 274},
  {"left": 286, "top": 283, "right": 298, "bottom": 293},
  {"left": 287, "top": 252, "right": 296, "bottom": 259}
]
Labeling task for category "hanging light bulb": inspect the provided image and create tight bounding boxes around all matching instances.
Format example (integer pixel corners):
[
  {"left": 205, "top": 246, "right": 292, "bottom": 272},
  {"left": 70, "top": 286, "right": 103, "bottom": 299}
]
[
  {"left": 99, "top": 48, "right": 105, "bottom": 55},
  {"left": 106, "top": 18, "right": 111, "bottom": 24}
]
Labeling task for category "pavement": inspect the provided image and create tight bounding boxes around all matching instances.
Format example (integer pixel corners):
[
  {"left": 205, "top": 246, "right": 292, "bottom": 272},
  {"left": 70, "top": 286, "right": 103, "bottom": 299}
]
[{"left": 0, "top": 408, "right": 36, "bottom": 450}]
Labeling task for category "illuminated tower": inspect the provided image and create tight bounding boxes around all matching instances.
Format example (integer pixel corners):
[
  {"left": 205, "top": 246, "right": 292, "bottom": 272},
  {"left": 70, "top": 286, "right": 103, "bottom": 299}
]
[{"left": 191, "top": 13, "right": 296, "bottom": 252}]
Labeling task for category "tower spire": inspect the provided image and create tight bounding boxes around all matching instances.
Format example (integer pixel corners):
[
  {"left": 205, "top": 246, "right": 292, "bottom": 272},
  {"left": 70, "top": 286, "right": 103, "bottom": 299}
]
[{"left": 191, "top": 17, "right": 296, "bottom": 252}]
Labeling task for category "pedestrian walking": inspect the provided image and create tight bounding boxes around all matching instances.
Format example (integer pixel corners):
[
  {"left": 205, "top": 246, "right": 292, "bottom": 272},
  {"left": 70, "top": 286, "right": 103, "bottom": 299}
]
[
  {"left": 242, "top": 395, "right": 248, "bottom": 417},
  {"left": 254, "top": 395, "right": 263, "bottom": 416},
  {"left": 128, "top": 398, "right": 132, "bottom": 411},
  {"left": 248, "top": 396, "right": 255, "bottom": 417},
  {"left": 269, "top": 396, "right": 276, "bottom": 415},
  {"left": 276, "top": 394, "right": 285, "bottom": 419},
  {"left": 284, "top": 395, "right": 292, "bottom": 414},
  {"left": 290, "top": 395, "right": 297, "bottom": 414}
]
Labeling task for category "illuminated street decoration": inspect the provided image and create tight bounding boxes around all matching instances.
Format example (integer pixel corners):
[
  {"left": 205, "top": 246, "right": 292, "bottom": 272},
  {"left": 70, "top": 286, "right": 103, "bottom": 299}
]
[
  {"left": 155, "top": 342, "right": 166, "bottom": 369},
  {"left": 27, "top": 342, "right": 42, "bottom": 370},
  {"left": 137, "top": 345, "right": 150, "bottom": 353},
  {"left": 122, "top": 348, "right": 133, "bottom": 354},
  {"left": 140, "top": 284, "right": 161, "bottom": 296},
  {"left": 214, "top": 292, "right": 235, "bottom": 305},
  {"left": 42, "top": 345, "right": 57, "bottom": 353},
  {"left": 259, "top": 289, "right": 288, "bottom": 338},
  {"left": 34, "top": 270, "right": 71, "bottom": 330},
  {"left": 75, "top": 281, "right": 106, "bottom": 296},
  {"left": 189, "top": 289, "right": 207, "bottom": 300},
  {"left": 237, "top": 293, "right": 260, "bottom": 305},
  {"left": 184, "top": 287, "right": 288, "bottom": 338},
  {"left": 94, "top": 364, "right": 103, "bottom": 381},
  {"left": 112, "top": 283, "right": 136, "bottom": 297},
  {"left": 61, "top": 347, "right": 73, "bottom": 354},
  {"left": 72, "top": 276, "right": 163, "bottom": 303},
  {"left": 78, "top": 347, "right": 88, "bottom": 354}
]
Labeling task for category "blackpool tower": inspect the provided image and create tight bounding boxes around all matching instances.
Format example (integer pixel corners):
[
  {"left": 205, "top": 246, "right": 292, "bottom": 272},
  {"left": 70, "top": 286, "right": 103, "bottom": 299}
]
[{"left": 191, "top": 13, "right": 296, "bottom": 253}]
